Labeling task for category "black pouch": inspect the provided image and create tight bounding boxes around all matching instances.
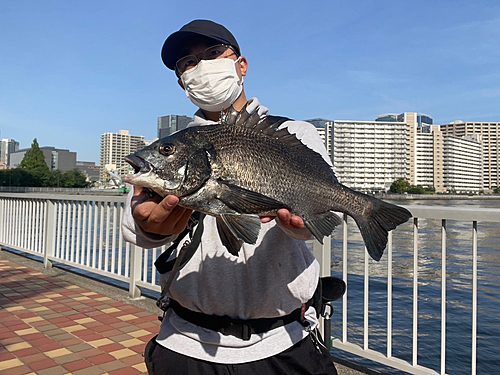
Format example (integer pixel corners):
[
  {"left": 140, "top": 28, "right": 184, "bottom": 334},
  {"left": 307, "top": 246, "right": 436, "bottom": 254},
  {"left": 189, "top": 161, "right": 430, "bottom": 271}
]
[{"left": 312, "top": 276, "right": 346, "bottom": 318}]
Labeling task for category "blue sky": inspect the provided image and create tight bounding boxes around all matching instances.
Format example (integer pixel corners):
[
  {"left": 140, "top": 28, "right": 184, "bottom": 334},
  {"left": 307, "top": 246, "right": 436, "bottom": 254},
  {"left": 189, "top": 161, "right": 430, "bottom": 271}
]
[{"left": 1, "top": 1, "right": 499, "bottom": 163}]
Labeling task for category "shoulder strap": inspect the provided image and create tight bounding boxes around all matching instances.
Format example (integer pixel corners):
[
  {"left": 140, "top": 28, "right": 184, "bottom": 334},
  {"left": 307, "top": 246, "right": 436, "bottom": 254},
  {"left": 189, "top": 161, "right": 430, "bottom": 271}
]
[{"left": 154, "top": 211, "right": 205, "bottom": 274}]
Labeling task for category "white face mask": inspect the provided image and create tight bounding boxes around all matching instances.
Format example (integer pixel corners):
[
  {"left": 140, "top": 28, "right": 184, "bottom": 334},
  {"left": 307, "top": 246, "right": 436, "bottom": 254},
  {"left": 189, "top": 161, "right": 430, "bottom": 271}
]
[{"left": 180, "top": 58, "right": 244, "bottom": 112}]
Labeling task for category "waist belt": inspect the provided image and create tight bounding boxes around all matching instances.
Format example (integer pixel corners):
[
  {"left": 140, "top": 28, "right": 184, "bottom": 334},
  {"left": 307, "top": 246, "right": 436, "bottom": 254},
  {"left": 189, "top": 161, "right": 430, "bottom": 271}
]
[{"left": 168, "top": 299, "right": 312, "bottom": 341}]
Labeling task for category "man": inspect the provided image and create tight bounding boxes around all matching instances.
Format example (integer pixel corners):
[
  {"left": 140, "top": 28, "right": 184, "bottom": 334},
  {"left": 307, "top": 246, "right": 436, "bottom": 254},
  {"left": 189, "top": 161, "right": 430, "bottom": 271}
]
[{"left": 122, "top": 19, "right": 338, "bottom": 375}]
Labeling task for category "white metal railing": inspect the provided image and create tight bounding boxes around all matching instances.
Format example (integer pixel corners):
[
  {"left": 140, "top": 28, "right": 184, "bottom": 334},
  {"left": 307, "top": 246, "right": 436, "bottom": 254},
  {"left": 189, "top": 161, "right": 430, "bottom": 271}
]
[{"left": 0, "top": 193, "right": 496, "bottom": 375}]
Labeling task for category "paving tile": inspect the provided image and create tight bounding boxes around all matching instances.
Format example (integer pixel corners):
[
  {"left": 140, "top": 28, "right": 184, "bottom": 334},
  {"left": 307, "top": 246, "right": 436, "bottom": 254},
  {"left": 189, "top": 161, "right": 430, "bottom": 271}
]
[
  {"left": 109, "top": 348, "right": 136, "bottom": 359},
  {"left": 87, "top": 353, "right": 117, "bottom": 365},
  {"left": 5, "top": 342, "right": 33, "bottom": 352},
  {"left": 0, "top": 351, "right": 17, "bottom": 361},
  {"left": 63, "top": 359, "right": 93, "bottom": 372},
  {"left": 15, "top": 352, "right": 47, "bottom": 364},
  {"left": 53, "top": 353, "right": 83, "bottom": 365},
  {"left": 98, "top": 359, "right": 129, "bottom": 372},
  {"left": 1, "top": 364, "right": 34, "bottom": 375},
  {"left": 109, "top": 367, "right": 141, "bottom": 375},
  {"left": 28, "top": 358, "right": 58, "bottom": 371},
  {"left": 36, "top": 365, "right": 69, "bottom": 375},
  {"left": 12, "top": 347, "right": 40, "bottom": 358},
  {"left": 0, "top": 358, "right": 24, "bottom": 371},
  {"left": 45, "top": 348, "right": 72, "bottom": 358}
]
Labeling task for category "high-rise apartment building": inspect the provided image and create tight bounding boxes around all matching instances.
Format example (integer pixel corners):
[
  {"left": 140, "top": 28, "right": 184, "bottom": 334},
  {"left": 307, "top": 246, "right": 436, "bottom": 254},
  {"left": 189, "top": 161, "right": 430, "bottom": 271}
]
[
  {"left": 158, "top": 115, "right": 193, "bottom": 139},
  {"left": 100, "top": 130, "right": 147, "bottom": 182},
  {"left": 332, "top": 120, "right": 407, "bottom": 192},
  {"left": 414, "top": 124, "right": 445, "bottom": 192},
  {"left": 442, "top": 134, "right": 483, "bottom": 192},
  {"left": 0, "top": 139, "right": 20, "bottom": 166},
  {"left": 440, "top": 121, "right": 500, "bottom": 191}
]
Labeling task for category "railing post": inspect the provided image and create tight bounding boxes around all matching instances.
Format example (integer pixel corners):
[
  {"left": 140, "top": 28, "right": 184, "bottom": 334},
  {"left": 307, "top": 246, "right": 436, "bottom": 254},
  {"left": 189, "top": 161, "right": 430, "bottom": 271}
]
[
  {"left": 0, "top": 197, "right": 4, "bottom": 251},
  {"left": 313, "top": 236, "right": 332, "bottom": 345},
  {"left": 128, "top": 244, "right": 142, "bottom": 299},
  {"left": 43, "top": 199, "right": 57, "bottom": 269}
]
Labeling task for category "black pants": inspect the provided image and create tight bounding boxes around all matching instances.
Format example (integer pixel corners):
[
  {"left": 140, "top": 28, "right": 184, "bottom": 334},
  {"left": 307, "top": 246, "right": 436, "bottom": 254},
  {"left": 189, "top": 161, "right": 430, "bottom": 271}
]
[{"left": 144, "top": 333, "right": 338, "bottom": 375}]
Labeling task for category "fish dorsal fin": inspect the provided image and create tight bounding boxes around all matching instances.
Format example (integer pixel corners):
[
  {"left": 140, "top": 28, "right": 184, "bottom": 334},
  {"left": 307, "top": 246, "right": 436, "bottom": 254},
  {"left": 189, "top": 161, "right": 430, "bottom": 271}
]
[{"left": 220, "top": 105, "right": 336, "bottom": 177}]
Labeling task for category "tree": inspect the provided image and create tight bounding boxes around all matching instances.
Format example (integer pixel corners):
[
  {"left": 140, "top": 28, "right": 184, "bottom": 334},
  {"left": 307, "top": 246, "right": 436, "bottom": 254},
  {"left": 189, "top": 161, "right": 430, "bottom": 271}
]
[
  {"left": 390, "top": 178, "right": 410, "bottom": 194},
  {"left": 407, "top": 185, "right": 426, "bottom": 194},
  {"left": 0, "top": 169, "right": 36, "bottom": 187},
  {"left": 60, "top": 169, "right": 89, "bottom": 188},
  {"left": 18, "top": 139, "right": 50, "bottom": 186}
]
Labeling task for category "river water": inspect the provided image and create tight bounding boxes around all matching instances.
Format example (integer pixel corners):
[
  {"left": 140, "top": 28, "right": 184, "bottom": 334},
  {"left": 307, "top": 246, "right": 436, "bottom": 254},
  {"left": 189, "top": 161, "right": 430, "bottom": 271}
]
[{"left": 327, "top": 199, "right": 500, "bottom": 374}]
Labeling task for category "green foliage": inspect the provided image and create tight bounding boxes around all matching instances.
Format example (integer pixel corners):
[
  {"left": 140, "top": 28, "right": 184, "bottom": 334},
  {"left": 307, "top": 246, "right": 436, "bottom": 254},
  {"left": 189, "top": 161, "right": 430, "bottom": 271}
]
[
  {"left": 407, "top": 185, "right": 426, "bottom": 194},
  {"left": 390, "top": 178, "right": 410, "bottom": 194},
  {"left": 19, "top": 139, "right": 50, "bottom": 173},
  {"left": 0, "top": 168, "right": 89, "bottom": 188},
  {"left": 0, "top": 169, "right": 36, "bottom": 187},
  {"left": 390, "top": 178, "right": 435, "bottom": 195},
  {"left": 18, "top": 138, "right": 50, "bottom": 186},
  {"left": 54, "top": 169, "right": 88, "bottom": 188}
]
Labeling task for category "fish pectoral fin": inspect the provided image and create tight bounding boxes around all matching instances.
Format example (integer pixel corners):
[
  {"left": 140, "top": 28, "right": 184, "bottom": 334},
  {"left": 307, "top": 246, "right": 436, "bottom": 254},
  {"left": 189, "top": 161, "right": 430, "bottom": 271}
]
[
  {"left": 216, "top": 217, "right": 244, "bottom": 256},
  {"left": 220, "top": 214, "right": 262, "bottom": 246},
  {"left": 304, "top": 212, "right": 343, "bottom": 244},
  {"left": 218, "top": 182, "right": 287, "bottom": 213}
]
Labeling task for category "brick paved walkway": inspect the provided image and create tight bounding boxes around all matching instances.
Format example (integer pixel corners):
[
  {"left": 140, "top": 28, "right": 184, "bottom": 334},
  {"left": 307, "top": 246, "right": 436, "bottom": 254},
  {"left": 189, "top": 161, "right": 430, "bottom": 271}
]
[{"left": 0, "top": 258, "right": 160, "bottom": 375}]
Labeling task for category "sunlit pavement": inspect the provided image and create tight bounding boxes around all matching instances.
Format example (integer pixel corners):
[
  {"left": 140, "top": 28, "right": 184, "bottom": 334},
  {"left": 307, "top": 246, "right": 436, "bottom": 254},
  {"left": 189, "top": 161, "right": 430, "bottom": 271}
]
[{"left": 0, "top": 257, "right": 160, "bottom": 375}]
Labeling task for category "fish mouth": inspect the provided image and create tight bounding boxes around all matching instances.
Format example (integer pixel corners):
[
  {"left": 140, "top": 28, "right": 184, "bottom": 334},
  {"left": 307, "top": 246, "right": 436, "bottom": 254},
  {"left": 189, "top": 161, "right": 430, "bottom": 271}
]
[
  {"left": 125, "top": 154, "right": 151, "bottom": 174},
  {"left": 123, "top": 154, "right": 158, "bottom": 198}
]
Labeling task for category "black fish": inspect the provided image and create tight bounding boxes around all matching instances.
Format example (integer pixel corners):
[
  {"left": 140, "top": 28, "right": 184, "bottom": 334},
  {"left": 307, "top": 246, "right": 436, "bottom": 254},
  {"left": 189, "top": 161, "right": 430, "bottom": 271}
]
[{"left": 124, "top": 106, "right": 411, "bottom": 260}]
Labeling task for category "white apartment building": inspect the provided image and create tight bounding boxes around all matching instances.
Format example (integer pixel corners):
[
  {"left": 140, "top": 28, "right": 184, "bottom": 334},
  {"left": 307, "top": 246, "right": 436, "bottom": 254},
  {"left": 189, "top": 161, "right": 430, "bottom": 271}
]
[
  {"left": 415, "top": 125, "right": 445, "bottom": 192},
  {"left": 441, "top": 121, "right": 500, "bottom": 191},
  {"left": 333, "top": 120, "right": 407, "bottom": 192},
  {"left": 442, "top": 134, "right": 483, "bottom": 192},
  {"left": 100, "top": 130, "right": 147, "bottom": 183}
]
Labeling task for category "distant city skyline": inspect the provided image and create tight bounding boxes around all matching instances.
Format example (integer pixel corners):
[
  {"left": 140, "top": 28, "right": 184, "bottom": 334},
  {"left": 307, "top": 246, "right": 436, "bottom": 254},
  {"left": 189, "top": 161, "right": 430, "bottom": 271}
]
[{"left": 1, "top": 1, "right": 499, "bottom": 163}]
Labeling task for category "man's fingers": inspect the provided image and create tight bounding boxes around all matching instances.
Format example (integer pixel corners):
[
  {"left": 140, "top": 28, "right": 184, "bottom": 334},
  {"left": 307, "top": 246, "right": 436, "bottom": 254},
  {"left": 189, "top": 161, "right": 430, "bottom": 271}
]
[
  {"left": 290, "top": 215, "right": 305, "bottom": 229},
  {"left": 148, "top": 195, "right": 179, "bottom": 224},
  {"left": 277, "top": 209, "right": 291, "bottom": 226},
  {"left": 172, "top": 208, "right": 194, "bottom": 233}
]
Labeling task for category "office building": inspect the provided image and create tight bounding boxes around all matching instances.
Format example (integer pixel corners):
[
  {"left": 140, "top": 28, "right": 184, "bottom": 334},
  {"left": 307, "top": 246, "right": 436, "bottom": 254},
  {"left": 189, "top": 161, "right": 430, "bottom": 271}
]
[
  {"left": 158, "top": 115, "right": 192, "bottom": 139},
  {"left": 100, "top": 130, "right": 147, "bottom": 182},
  {"left": 0, "top": 139, "right": 20, "bottom": 167},
  {"left": 10, "top": 147, "right": 77, "bottom": 171},
  {"left": 440, "top": 121, "right": 500, "bottom": 191},
  {"left": 76, "top": 161, "right": 100, "bottom": 184}
]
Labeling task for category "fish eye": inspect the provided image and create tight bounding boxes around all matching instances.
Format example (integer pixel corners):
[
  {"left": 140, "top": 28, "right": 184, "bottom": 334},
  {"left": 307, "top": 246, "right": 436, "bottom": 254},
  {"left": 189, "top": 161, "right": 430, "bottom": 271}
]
[{"left": 159, "top": 143, "right": 175, "bottom": 156}]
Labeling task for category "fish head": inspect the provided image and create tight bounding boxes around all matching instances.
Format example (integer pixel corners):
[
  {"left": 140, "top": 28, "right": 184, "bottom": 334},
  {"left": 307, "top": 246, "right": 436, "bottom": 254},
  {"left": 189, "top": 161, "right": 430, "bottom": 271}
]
[{"left": 124, "top": 131, "right": 212, "bottom": 197}]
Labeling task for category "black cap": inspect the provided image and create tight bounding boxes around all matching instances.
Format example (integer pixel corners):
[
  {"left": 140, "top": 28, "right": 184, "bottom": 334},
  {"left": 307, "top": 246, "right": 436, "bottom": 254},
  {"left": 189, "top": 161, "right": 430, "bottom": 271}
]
[{"left": 161, "top": 20, "right": 240, "bottom": 70}]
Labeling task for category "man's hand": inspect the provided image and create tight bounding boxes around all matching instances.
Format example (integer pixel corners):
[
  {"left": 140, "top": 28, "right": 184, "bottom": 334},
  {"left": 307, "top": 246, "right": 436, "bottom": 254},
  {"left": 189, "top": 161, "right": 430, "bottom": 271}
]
[
  {"left": 131, "top": 187, "right": 193, "bottom": 236},
  {"left": 260, "top": 209, "right": 305, "bottom": 230}
]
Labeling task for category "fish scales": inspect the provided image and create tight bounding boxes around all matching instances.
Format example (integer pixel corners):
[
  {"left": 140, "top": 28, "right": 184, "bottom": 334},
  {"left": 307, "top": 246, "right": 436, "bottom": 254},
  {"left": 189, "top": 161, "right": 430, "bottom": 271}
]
[
  {"left": 201, "top": 124, "right": 333, "bottom": 217},
  {"left": 124, "top": 106, "right": 412, "bottom": 260}
]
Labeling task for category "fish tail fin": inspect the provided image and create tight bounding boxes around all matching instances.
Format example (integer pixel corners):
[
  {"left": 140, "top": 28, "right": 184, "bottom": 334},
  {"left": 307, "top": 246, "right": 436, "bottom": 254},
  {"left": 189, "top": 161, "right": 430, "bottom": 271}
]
[
  {"left": 304, "top": 211, "right": 343, "bottom": 244},
  {"left": 352, "top": 198, "right": 412, "bottom": 261}
]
